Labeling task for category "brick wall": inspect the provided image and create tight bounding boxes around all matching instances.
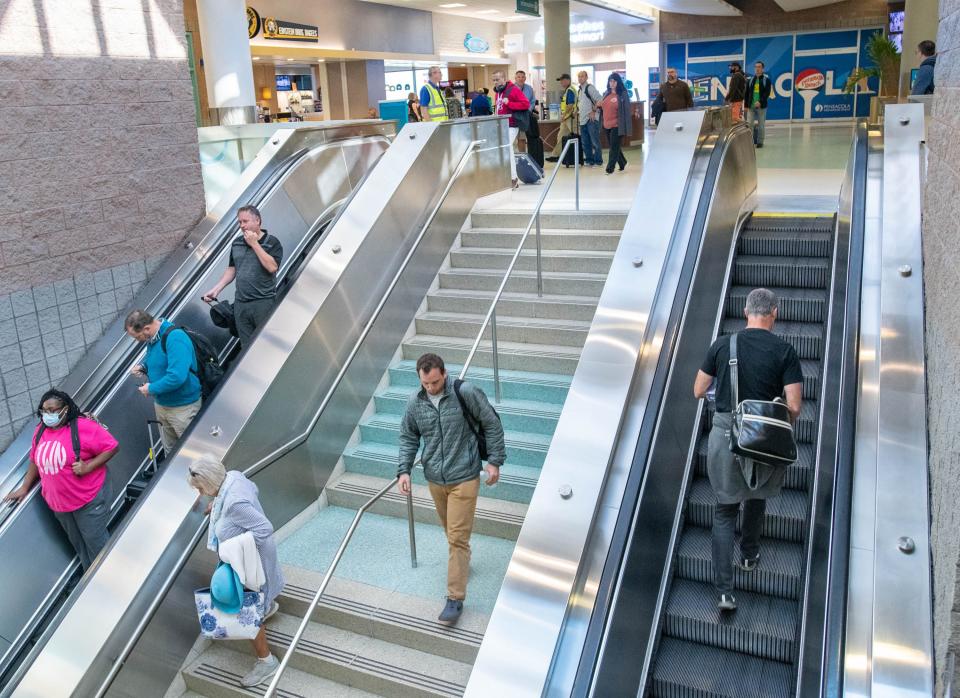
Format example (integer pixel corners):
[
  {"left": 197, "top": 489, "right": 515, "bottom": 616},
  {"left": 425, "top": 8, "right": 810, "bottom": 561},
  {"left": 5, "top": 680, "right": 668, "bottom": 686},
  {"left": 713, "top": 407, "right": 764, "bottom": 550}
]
[
  {"left": 0, "top": 0, "right": 205, "bottom": 452},
  {"left": 925, "top": 0, "right": 960, "bottom": 693},
  {"left": 660, "top": 0, "right": 888, "bottom": 41}
]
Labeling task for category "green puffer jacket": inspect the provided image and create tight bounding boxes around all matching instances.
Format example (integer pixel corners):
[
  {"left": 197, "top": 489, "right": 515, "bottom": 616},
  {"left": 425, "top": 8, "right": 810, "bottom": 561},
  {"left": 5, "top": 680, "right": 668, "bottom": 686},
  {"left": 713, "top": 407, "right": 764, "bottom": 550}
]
[{"left": 397, "top": 376, "right": 506, "bottom": 486}]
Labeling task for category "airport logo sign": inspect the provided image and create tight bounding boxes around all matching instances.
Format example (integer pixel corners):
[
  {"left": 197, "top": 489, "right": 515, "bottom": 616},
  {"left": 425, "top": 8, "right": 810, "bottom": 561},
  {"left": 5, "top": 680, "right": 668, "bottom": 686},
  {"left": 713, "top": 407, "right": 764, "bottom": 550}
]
[{"left": 464, "top": 34, "right": 491, "bottom": 53}]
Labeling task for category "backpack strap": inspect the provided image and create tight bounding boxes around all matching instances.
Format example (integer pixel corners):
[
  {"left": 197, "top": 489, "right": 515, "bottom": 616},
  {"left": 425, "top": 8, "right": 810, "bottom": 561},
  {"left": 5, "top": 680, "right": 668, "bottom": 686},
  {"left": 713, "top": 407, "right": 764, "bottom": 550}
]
[
  {"left": 159, "top": 324, "right": 176, "bottom": 353},
  {"left": 453, "top": 379, "right": 482, "bottom": 440},
  {"left": 728, "top": 333, "right": 740, "bottom": 409},
  {"left": 160, "top": 324, "right": 200, "bottom": 379},
  {"left": 71, "top": 420, "right": 81, "bottom": 463},
  {"left": 34, "top": 425, "right": 45, "bottom": 448}
]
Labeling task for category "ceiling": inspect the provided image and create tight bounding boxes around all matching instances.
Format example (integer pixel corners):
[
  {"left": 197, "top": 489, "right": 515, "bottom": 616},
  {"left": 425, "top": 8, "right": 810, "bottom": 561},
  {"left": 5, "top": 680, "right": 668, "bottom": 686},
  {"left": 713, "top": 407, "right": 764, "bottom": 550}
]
[{"left": 358, "top": 0, "right": 740, "bottom": 19}]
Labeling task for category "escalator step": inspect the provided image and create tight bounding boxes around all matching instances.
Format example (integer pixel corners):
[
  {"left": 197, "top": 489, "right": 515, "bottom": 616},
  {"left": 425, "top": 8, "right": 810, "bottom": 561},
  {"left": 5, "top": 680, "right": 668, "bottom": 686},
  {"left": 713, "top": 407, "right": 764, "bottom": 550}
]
[
  {"left": 651, "top": 637, "right": 792, "bottom": 698},
  {"left": 745, "top": 215, "right": 834, "bottom": 233},
  {"left": 738, "top": 230, "right": 833, "bottom": 259},
  {"left": 734, "top": 256, "right": 830, "bottom": 290},
  {"left": 695, "top": 438, "right": 815, "bottom": 491},
  {"left": 663, "top": 579, "right": 797, "bottom": 662},
  {"left": 685, "top": 477, "right": 809, "bottom": 543},
  {"left": 720, "top": 319, "right": 823, "bottom": 361},
  {"left": 675, "top": 526, "right": 803, "bottom": 600},
  {"left": 727, "top": 286, "right": 827, "bottom": 324}
]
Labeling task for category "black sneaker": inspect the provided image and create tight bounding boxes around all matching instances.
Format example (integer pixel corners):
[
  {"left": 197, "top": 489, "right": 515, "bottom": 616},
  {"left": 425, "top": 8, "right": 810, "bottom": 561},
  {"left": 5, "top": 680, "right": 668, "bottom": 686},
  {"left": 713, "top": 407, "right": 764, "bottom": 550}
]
[
  {"left": 438, "top": 598, "right": 463, "bottom": 625},
  {"left": 717, "top": 593, "right": 737, "bottom": 611},
  {"left": 545, "top": 156, "right": 559, "bottom": 163},
  {"left": 739, "top": 554, "right": 760, "bottom": 572}
]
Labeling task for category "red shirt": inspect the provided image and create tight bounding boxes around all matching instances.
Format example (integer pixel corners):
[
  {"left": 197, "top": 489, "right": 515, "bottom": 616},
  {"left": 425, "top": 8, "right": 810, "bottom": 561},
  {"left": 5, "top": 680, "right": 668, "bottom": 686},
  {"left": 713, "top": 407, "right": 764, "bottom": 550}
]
[
  {"left": 599, "top": 93, "right": 619, "bottom": 129},
  {"left": 494, "top": 82, "right": 530, "bottom": 128},
  {"left": 30, "top": 417, "right": 117, "bottom": 512}
]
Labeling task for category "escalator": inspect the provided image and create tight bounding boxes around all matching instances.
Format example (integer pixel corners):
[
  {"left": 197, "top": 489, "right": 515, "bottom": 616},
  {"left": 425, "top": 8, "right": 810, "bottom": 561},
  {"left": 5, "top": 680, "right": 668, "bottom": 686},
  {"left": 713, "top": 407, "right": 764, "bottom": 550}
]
[{"left": 0, "top": 121, "right": 393, "bottom": 685}]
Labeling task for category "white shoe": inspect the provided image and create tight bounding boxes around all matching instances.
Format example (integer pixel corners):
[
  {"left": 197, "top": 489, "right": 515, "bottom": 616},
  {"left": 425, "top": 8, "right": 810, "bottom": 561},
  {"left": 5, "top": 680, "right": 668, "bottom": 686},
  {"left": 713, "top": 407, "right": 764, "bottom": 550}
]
[
  {"left": 241, "top": 653, "right": 279, "bottom": 687},
  {"left": 264, "top": 601, "right": 280, "bottom": 621}
]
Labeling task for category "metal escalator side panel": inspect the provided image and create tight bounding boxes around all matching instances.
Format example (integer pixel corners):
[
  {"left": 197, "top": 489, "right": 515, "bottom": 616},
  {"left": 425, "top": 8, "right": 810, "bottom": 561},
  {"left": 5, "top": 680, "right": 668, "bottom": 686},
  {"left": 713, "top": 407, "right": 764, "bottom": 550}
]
[{"left": 7, "top": 118, "right": 510, "bottom": 698}]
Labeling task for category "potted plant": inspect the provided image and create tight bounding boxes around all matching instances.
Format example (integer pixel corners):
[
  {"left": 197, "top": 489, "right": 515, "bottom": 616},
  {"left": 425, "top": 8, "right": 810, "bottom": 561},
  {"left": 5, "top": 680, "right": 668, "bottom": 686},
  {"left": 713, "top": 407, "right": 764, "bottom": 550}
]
[{"left": 844, "top": 31, "right": 901, "bottom": 121}]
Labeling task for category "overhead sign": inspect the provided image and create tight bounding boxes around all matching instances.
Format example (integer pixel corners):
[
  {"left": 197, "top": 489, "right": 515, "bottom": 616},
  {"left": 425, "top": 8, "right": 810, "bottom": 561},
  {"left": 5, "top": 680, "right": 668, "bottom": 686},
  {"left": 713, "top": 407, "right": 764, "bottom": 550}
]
[
  {"left": 247, "top": 7, "right": 261, "bottom": 38},
  {"left": 503, "top": 33, "right": 524, "bottom": 53},
  {"left": 262, "top": 16, "right": 319, "bottom": 42},
  {"left": 516, "top": 0, "right": 539, "bottom": 17},
  {"left": 535, "top": 21, "right": 605, "bottom": 46},
  {"left": 464, "top": 34, "right": 490, "bottom": 53}
]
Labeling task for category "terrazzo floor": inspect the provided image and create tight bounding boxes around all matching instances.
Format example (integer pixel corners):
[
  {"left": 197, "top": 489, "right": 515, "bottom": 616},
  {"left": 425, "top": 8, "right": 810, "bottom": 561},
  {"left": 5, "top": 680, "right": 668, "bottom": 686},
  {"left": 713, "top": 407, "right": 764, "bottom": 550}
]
[{"left": 278, "top": 506, "right": 515, "bottom": 615}]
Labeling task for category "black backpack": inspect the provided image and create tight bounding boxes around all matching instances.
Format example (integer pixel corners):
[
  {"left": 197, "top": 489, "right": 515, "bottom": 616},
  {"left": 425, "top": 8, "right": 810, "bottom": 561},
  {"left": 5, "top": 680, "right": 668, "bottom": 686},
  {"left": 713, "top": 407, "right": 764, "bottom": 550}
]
[
  {"left": 453, "top": 379, "right": 501, "bottom": 462},
  {"left": 160, "top": 325, "right": 224, "bottom": 400}
]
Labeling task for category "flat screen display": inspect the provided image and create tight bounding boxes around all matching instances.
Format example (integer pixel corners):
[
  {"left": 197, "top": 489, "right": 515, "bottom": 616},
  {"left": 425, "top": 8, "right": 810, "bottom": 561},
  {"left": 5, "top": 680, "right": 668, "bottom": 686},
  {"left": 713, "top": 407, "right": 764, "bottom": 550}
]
[
  {"left": 889, "top": 10, "right": 905, "bottom": 33},
  {"left": 275, "top": 75, "right": 292, "bottom": 91}
]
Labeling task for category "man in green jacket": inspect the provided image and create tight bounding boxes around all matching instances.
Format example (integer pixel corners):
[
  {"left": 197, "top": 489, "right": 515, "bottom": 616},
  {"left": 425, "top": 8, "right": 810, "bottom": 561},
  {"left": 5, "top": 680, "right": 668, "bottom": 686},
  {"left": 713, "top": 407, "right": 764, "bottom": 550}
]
[{"left": 398, "top": 353, "right": 506, "bottom": 625}]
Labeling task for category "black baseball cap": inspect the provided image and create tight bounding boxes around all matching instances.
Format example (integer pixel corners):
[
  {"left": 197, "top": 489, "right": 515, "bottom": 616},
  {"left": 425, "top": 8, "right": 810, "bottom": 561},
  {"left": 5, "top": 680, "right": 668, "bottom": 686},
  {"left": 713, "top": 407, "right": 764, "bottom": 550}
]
[{"left": 556, "top": 73, "right": 571, "bottom": 81}]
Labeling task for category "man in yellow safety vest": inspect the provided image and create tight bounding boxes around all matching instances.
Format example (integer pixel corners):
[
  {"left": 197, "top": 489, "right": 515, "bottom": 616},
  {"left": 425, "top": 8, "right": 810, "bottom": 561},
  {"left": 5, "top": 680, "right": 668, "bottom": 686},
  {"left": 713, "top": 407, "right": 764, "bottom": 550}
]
[
  {"left": 419, "top": 66, "right": 449, "bottom": 122},
  {"left": 546, "top": 73, "right": 578, "bottom": 161}
]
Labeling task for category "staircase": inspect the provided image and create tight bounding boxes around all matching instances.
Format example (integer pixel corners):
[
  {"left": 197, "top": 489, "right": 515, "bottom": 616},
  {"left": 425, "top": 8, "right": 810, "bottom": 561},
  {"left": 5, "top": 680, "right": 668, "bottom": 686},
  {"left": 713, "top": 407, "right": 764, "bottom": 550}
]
[
  {"left": 177, "top": 209, "right": 627, "bottom": 697},
  {"left": 648, "top": 214, "right": 835, "bottom": 697}
]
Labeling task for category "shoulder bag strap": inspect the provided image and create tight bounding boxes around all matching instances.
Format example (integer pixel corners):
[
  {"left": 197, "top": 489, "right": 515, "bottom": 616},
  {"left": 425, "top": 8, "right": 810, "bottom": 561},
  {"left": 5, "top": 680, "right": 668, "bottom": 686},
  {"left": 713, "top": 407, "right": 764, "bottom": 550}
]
[
  {"left": 728, "top": 333, "right": 739, "bottom": 409},
  {"left": 71, "top": 420, "right": 81, "bottom": 463}
]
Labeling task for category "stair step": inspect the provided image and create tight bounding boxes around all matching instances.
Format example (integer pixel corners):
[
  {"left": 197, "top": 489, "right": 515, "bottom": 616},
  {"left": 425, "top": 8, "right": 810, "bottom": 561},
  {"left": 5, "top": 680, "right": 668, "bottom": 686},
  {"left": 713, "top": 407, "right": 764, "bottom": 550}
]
[
  {"left": 427, "top": 288, "right": 599, "bottom": 323},
  {"left": 719, "top": 319, "right": 823, "bottom": 361},
  {"left": 726, "top": 286, "right": 827, "bottom": 324},
  {"left": 738, "top": 229, "right": 833, "bottom": 259},
  {"left": 450, "top": 247, "right": 614, "bottom": 274},
  {"left": 745, "top": 215, "right": 834, "bottom": 233},
  {"left": 415, "top": 311, "right": 590, "bottom": 349},
  {"left": 341, "top": 442, "right": 540, "bottom": 504},
  {"left": 733, "top": 256, "right": 830, "bottom": 290},
  {"left": 696, "top": 439, "right": 814, "bottom": 491},
  {"left": 675, "top": 526, "right": 803, "bottom": 600},
  {"left": 461, "top": 228, "right": 620, "bottom": 252},
  {"left": 326, "top": 472, "right": 526, "bottom": 541},
  {"left": 261, "top": 613, "right": 471, "bottom": 697},
  {"left": 438, "top": 268, "right": 607, "bottom": 298},
  {"left": 650, "top": 637, "right": 792, "bottom": 698},
  {"left": 402, "top": 335, "right": 582, "bottom": 376},
  {"left": 705, "top": 400, "right": 819, "bottom": 445},
  {"left": 469, "top": 210, "right": 627, "bottom": 231},
  {"left": 388, "top": 361, "right": 571, "bottom": 406},
  {"left": 277, "top": 569, "right": 488, "bottom": 664},
  {"left": 685, "top": 477, "right": 809, "bottom": 543},
  {"left": 183, "top": 643, "right": 380, "bottom": 698},
  {"left": 663, "top": 579, "right": 797, "bottom": 663},
  {"left": 374, "top": 388, "right": 562, "bottom": 436}
]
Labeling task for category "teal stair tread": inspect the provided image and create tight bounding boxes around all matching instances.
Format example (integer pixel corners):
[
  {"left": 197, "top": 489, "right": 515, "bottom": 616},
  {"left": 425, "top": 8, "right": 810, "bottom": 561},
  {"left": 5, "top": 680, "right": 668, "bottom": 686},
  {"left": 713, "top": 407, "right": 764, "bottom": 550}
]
[
  {"left": 361, "top": 413, "right": 553, "bottom": 456},
  {"left": 278, "top": 506, "right": 516, "bottom": 616},
  {"left": 462, "top": 226, "right": 622, "bottom": 236},
  {"left": 389, "top": 360, "right": 572, "bottom": 390},
  {"left": 343, "top": 442, "right": 542, "bottom": 484},
  {"left": 375, "top": 388, "right": 563, "bottom": 422},
  {"left": 403, "top": 334, "right": 582, "bottom": 359},
  {"left": 416, "top": 311, "right": 592, "bottom": 332},
  {"left": 452, "top": 246, "right": 615, "bottom": 259},
  {"left": 428, "top": 287, "right": 600, "bottom": 305}
]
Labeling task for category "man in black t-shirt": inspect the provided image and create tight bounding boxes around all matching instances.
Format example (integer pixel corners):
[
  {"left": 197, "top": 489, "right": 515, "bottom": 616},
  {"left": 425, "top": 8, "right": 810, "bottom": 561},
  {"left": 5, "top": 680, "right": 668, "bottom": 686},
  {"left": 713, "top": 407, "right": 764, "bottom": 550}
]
[
  {"left": 693, "top": 288, "right": 803, "bottom": 612},
  {"left": 203, "top": 205, "right": 284, "bottom": 348}
]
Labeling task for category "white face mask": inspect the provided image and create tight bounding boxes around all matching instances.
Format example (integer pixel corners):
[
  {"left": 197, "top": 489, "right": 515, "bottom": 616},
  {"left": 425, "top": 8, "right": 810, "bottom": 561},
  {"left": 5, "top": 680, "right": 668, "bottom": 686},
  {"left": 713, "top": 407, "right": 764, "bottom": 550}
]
[{"left": 41, "top": 410, "right": 64, "bottom": 427}]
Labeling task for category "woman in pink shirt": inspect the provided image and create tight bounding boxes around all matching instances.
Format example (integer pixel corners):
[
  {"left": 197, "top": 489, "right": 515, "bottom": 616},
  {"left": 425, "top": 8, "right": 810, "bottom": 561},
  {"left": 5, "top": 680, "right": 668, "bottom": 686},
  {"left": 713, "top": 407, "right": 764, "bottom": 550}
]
[
  {"left": 598, "top": 72, "right": 632, "bottom": 175},
  {"left": 3, "top": 389, "right": 119, "bottom": 569}
]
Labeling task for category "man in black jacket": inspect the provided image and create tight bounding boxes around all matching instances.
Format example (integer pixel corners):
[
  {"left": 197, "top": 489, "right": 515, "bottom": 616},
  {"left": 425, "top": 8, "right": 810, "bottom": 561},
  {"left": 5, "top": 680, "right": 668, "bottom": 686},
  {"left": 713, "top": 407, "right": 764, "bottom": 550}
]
[
  {"left": 725, "top": 62, "right": 746, "bottom": 121},
  {"left": 744, "top": 61, "right": 773, "bottom": 147}
]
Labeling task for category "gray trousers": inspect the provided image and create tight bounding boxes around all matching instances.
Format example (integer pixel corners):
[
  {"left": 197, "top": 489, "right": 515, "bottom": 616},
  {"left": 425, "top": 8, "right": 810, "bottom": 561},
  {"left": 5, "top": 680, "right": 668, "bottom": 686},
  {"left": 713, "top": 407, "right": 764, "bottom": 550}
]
[
  {"left": 53, "top": 482, "right": 111, "bottom": 570},
  {"left": 747, "top": 106, "right": 767, "bottom": 145},
  {"left": 235, "top": 297, "right": 276, "bottom": 348},
  {"left": 712, "top": 498, "right": 766, "bottom": 596}
]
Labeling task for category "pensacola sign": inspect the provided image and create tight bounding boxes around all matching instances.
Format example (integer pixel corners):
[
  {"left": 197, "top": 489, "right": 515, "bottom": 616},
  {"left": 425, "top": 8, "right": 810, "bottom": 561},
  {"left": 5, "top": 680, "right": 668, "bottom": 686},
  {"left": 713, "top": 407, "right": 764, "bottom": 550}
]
[
  {"left": 665, "top": 29, "right": 883, "bottom": 120},
  {"left": 247, "top": 7, "right": 319, "bottom": 42}
]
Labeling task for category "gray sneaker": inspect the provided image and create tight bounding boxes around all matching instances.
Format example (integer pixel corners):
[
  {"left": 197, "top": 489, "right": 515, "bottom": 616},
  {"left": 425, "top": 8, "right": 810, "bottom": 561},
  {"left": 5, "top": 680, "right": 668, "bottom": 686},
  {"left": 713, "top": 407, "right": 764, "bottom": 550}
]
[
  {"left": 717, "top": 593, "right": 737, "bottom": 612},
  {"left": 438, "top": 598, "right": 463, "bottom": 625},
  {"left": 241, "top": 653, "right": 279, "bottom": 687}
]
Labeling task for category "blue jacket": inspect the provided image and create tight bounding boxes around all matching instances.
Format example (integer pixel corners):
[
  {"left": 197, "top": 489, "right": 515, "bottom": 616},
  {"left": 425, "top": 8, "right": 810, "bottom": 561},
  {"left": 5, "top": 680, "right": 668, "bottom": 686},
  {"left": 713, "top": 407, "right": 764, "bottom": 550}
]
[
  {"left": 145, "top": 319, "right": 201, "bottom": 407},
  {"left": 911, "top": 56, "right": 936, "bottom": 95},
  {"left": 470, "top": 93, "right": 491, "bottom": 116}
]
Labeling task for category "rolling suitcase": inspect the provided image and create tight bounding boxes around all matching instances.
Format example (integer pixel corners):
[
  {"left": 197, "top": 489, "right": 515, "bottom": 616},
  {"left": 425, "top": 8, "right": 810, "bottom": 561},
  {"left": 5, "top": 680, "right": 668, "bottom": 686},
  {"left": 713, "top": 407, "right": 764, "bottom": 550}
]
[
  {"left": 561, "top": 133, "right": 584, "bottom": 168},
  {"left": 516, "top": 153, "right": 543, "bottom": 184},
  {"left": 526, "top": 118, "right": 545, "bottom": 168}
]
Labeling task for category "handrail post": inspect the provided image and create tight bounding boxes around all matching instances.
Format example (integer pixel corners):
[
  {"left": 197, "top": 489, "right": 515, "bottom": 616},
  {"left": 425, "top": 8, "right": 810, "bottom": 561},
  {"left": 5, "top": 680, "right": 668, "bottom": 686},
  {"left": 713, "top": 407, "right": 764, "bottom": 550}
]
[
  {"left": 574, "top": 139, "right": 580, "bottom": 211},
  {"left": 535, "top": 210, "right": 543, "bottom": 298},
  {"left": 491, "top": 308, "right": 502, "bottom": 403},
  {"left": 406, "top": 488, "right": 418, "bottom": 568}
]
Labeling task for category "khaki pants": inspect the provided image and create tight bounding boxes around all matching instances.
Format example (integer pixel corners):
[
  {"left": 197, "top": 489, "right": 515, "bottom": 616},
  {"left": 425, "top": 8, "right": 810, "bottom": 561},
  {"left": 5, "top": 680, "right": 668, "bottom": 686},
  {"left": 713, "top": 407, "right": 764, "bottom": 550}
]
[
  {"left": 155, "top": 399, "right": 202, "bottom": 454},
  {"left": 549, "top": 116, "right": 576, "bottom": 157},
  {"left": 428, "top": 477, "right": 480, "bottom": 601}
]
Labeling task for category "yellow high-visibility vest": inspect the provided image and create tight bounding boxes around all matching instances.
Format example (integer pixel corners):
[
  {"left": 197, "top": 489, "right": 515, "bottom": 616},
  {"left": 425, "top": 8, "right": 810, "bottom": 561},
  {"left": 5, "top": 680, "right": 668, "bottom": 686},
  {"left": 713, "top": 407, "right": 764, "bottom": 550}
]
[
  {"left": 560, "top": 86, "right": 577, "bottom": 118},
  {"left": 424, "top": 83, "right": 448, "bottom": 121}
]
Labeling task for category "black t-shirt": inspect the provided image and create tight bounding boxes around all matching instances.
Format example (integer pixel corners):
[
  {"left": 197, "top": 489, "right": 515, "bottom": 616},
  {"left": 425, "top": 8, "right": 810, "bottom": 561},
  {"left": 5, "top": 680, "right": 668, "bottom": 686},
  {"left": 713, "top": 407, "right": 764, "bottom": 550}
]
[
  {"left": 228, "top": 230, "right": 283, "bottom": 302},
  {"left": 701, "top": 328, "right": 803, "bottom": 412}
]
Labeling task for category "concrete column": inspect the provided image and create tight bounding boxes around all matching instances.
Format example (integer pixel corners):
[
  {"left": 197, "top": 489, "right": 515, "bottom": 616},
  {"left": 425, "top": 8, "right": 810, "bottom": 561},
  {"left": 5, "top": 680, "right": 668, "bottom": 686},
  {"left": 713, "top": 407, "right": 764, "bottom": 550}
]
[
  {"left": 195, "top": 0, "right": 256, "bottom": 124},
  {"left": 365, "top": 60, "right": 387, "bottom": 113},
  {"left": 899, "top": 0, "right": 940, "bottom": 98},
  {"left": 543, "top": 0, "right": 570, "bottom": 108}
]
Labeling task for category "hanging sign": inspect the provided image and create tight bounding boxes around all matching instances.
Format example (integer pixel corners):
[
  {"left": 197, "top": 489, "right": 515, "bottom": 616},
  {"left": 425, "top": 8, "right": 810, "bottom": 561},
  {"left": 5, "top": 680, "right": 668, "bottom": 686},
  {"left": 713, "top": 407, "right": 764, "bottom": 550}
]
[
  {"left": 516, "top": 0, "right": 540, "bottom": 17},
  {"left": 247, "top": 7, "right": 261, "bottom": 38},
  {"left": 262, "top": 16, "right": 319, "bottom": 42}
]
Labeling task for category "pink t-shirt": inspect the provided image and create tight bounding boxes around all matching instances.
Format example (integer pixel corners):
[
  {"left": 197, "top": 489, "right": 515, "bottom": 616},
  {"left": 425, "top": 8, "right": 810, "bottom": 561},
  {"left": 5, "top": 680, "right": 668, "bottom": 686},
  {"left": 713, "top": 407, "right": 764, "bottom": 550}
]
[
  {"left": 30, "top": 418, "right": 118, "bottom": 513},
  {"left": 600, "top": 93, "right": 619, "bottom": 129}
]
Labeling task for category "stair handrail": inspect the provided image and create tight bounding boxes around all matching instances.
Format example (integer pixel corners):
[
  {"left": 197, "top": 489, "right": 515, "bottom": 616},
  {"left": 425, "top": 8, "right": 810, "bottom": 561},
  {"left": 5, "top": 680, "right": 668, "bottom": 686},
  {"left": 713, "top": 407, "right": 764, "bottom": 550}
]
[{"left": 459, "top": 137, "right": 580, "bottom": 401}]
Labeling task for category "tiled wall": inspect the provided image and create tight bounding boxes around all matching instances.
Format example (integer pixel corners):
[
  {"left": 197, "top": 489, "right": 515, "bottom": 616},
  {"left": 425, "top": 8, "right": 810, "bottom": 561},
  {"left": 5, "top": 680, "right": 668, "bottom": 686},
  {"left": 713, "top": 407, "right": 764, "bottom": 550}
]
[
  {"left": 0, "top": 0, "right": 205, "bottom": 453},
  {"left": 925, "top": 0, "right": 960, "bottom": 693}
]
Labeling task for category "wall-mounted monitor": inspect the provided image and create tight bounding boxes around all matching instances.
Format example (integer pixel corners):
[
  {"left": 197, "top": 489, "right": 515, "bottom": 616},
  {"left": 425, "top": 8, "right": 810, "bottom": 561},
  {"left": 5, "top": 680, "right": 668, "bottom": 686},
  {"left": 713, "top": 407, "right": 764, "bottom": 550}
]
[
  {"left": 889, "top": 10, "right": 905, "bottom": 34},
  {"left": 275, "top": 75, "right": 292, "bottom": 91}
]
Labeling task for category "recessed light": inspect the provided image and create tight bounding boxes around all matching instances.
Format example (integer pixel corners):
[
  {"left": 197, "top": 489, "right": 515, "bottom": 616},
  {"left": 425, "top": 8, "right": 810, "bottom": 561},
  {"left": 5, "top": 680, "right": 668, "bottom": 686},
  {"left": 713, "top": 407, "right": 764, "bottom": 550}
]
[
  {"left": 318, "top": 59, "right": 325, "bottom": 62},
  {"left": 461, "top": 63, "right": 467, "bottom": 66},
  {"left": 286, "top": 58, "right": 294, "bottom": 62},
  {"left": 438, "top": 2, "right": 466, "bottom": 6},
  {"left": 253, "top": 56, "right": 261, "bottom": 60}
]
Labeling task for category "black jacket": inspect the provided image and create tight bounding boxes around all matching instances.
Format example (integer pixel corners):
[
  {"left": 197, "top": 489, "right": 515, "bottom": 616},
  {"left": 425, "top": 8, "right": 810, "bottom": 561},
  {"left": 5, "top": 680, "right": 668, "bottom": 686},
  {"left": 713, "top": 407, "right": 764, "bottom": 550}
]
[
  {"left": 745, "top": 74, "right": 773, "bottom": 109},
  {"left": 726, "top": 71, "right": 746, "bottom": 103}
]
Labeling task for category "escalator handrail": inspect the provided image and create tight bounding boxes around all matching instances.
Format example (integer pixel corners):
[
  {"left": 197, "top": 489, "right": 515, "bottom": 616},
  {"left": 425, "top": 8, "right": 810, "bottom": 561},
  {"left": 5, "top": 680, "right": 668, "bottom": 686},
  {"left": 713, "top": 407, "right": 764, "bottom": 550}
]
[
  {"left": 795, "top": 121, "right": 869, "bottom": 696},
  {"left": 85, "top": 139, "right": 486, "bottom": 698}
]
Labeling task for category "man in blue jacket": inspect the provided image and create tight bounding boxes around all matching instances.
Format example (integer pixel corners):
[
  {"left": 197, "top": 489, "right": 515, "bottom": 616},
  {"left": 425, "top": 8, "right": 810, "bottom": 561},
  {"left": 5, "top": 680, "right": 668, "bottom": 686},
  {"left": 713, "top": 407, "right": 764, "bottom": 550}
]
[
  {"left": 911, "top": 40, "right": 936, "bottom": 95},
  {"left": 125, "top": 309, "right": 201, "bottom": 453}
]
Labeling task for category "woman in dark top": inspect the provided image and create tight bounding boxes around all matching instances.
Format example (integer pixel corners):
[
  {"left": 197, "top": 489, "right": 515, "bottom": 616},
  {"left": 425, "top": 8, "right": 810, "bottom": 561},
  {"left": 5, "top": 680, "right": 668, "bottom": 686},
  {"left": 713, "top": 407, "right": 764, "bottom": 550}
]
[
  {"left": 444, "top": 87, "right": 463, "bottom": 120},
  {"left": 470, "top": 88, "right": 492, "bottom": 116},
  {"left": 597, "top": 73, "right": 632, "bottom": 175},
  {"left": 407, "top": 92, "right": 421, "bottom": 123}
]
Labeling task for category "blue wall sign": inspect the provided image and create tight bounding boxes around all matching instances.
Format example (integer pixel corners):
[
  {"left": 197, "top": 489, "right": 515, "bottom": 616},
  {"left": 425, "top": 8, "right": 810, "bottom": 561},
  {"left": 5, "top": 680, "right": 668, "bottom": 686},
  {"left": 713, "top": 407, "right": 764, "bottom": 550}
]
[
  {"left": 666, "top": 28, "right": 882, "bottom": 121},
  {"left": 464, "top": 34, "right": 490, "bottom": 53}
]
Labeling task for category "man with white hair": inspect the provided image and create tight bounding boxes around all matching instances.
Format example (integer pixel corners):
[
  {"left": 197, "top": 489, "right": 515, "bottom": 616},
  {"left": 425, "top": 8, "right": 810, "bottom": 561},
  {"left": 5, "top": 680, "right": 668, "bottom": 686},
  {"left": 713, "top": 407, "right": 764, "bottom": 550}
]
[{"left": 693, "top": 288, "right": 803, "bottom": 612}]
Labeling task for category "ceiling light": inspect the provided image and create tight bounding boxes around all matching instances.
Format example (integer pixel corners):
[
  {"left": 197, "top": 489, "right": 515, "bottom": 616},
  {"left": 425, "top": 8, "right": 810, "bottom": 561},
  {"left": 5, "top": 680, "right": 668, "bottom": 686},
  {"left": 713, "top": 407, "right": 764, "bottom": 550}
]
[
  {"left": 438, "top": 2, "right": 467, "bottom": 6},
  {"left": 286, "top": 58, "right": 294, "bottom": 62},
  {"left": 461, "top": 63, "right": 467, "bottom": 66},
  {"left": 318, "top": 59, "right": 325, "bottom": 63},
  {"left": 252, "top": 56, "right": 261, "bottom": 61}
]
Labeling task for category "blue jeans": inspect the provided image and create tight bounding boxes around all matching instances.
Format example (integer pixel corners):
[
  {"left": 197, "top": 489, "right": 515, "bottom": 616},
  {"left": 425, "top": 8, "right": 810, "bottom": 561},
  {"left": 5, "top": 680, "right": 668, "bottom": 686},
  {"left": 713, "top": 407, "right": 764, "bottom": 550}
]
[{"left": 580, "top": 119, "right": 602, "bottom": 165}]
